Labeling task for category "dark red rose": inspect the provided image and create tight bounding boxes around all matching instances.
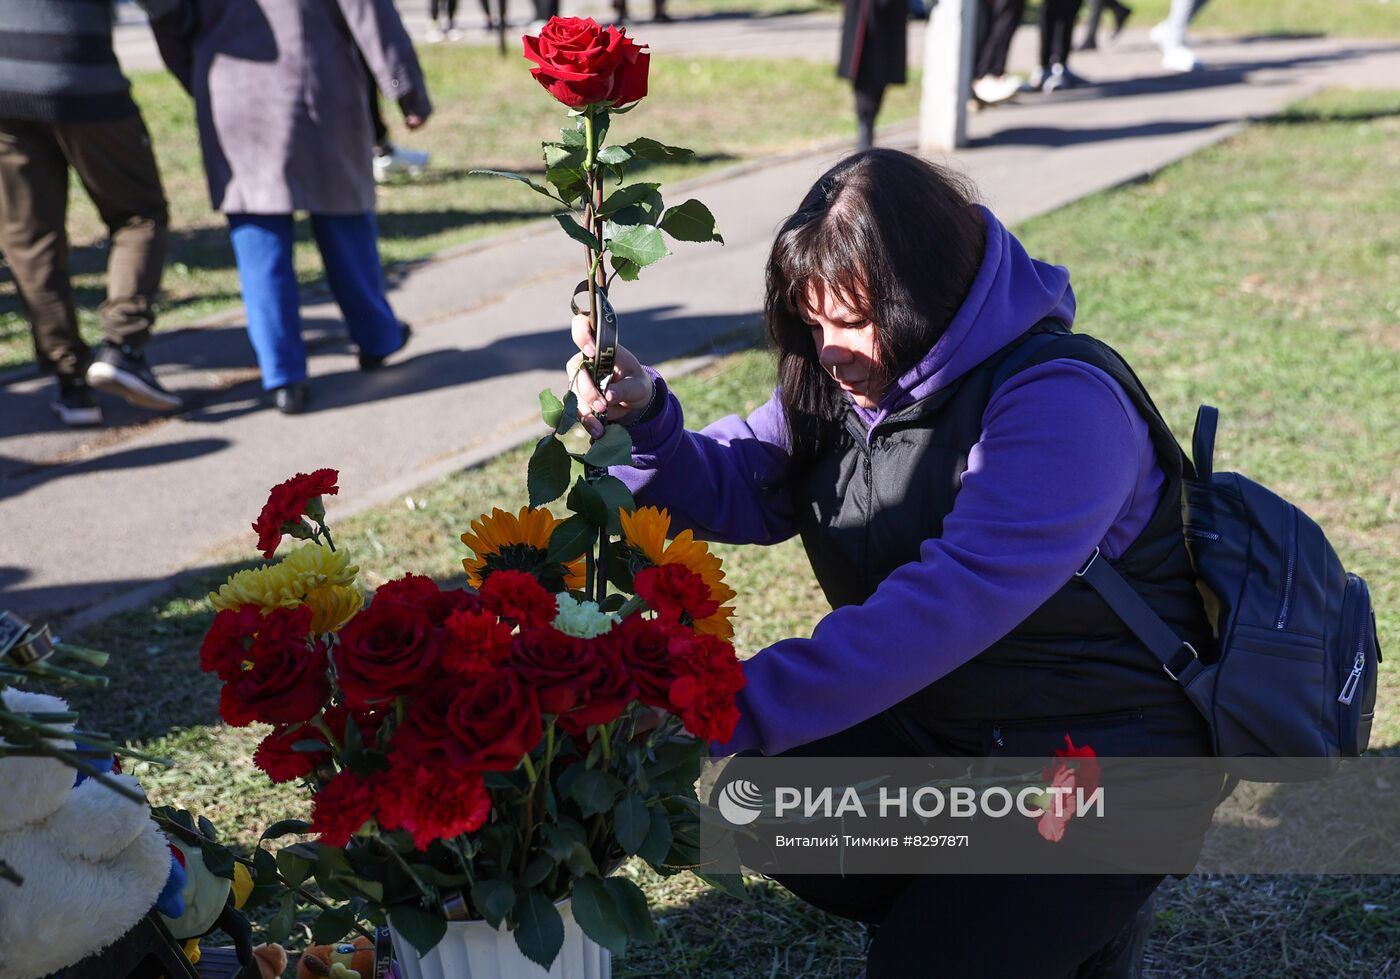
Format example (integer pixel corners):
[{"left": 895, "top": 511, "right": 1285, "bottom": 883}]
[
  {"left": 374, "top": 574, "right": 481, "bottom": 625},
  {"left": 443, "top": 609, "right": 514, "bottom": 676},
  {"left": 521, "top": 17, "right": 650, "bottom": 109},
  {"left": 1044, "top": 735, "right": 1100, "bottom": 798},
  {"left": 395, "top": 671, "right": 542, "bottom": 771},
  {"left": 635, "top": 564, "right": 718, "bottom": 625},
  {"left": 254, "top": 722, "right": 331, "bottom": 783},
  {"left": 334, "top": 601, "right": 442, "bottom": 709},
  {"left": 310, "top": 771, "right": 381, "bottom": 847},
  {"left": 218, "top": 606, "right": 330, "bottom": 727},
  {"left": 509, "top": 627, "right": 599, "bottom": 714},
  {"left": 252, "top": 468, "right": 339, "bottom": 559},
  {"left": 601, "top": 615, "right": 679, "bottom": 710},
  {"left": 666, "top": 631, "right": 745, "bottom": 742},
  {"left": 379, "top": 759, "right": 491, "bottom": 850},
  {"left": 480, "top": 569, "right": 557, "bottom": 629},
  {"left": 558, "top": 642, "right": 638, "bottom": 737},
  {"left": 199, "top": 604, "right": 263, "bottom": 682}
]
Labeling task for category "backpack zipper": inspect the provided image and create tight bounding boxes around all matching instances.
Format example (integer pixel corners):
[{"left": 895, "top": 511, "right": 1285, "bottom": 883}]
[
  {"left": 1338, "top": 644, "right": 1366, "bottom": 705},
  {"left": 1186, "top": 528, "right": 1220, "bottom": 541},
  {"left": 1275, "top": 508, "right": 1298, "bottom": 629}
]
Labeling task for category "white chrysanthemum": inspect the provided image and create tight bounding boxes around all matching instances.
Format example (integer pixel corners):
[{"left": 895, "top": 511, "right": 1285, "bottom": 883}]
[{"left": 552, "top": 593, "right": 621, "bottom": 639}]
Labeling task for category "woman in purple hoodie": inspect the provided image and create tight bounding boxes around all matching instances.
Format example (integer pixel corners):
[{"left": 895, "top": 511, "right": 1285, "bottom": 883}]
[{"left": 568, "top": 149, "right": 1213, "bottom": 975}]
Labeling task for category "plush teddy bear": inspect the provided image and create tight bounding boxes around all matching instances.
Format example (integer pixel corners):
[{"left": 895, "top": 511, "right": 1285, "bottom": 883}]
[{"left": 0, "top": 689, "right": 174, "bottom": 979}]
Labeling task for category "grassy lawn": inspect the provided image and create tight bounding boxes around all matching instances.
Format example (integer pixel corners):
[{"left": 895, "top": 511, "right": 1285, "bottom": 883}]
[
  {"left": 64, "top": 87, "right": 1400, "bottom": 975},
  {"left": 0, "top": 47, "right": 917, "bottom": 373},
  {"left": 1039, "top": 0, "right": 1400, "bottom": 38}
]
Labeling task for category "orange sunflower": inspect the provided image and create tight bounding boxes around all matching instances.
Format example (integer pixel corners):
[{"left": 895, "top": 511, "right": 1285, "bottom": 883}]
[
  {"left": 460, "top": 506, "right": 585, "bottom": 591},
  {"left": 619, "top": 506, "right": 737, "bottom": 638}
]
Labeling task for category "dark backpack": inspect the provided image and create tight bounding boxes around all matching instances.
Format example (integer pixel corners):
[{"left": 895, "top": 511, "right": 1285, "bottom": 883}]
[{"left": 1078, "top": 405, "right": 1383, "bottom": 779}]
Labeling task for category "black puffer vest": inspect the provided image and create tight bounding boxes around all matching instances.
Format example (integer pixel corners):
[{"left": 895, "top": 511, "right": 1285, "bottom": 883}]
[{"left": 791, "top": 321, "right": 1214, "bottom": 747}]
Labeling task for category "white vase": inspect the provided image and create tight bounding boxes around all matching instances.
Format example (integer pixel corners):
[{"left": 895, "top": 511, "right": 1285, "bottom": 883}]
[{"left": 390, "top": 900, "right": 611, "bottom": 979}]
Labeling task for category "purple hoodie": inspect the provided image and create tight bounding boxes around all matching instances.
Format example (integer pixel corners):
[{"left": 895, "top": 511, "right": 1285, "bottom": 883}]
[{"left": 616, "top": 207, "right": 1165, "bottom": 756}]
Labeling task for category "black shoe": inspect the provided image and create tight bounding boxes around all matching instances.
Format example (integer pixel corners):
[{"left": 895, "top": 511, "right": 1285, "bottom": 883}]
[
  {"left": 272, "top": 382, "right": 308, "bottom": 415},
  {"left": 358, "top": 322, "right": 412, "bottom": 371},
  {"left": 86, "top": 341, "right": 183, "bottom": 411},
  {"left": 52, "top": 379, "right": 104, "bottom": 427}
]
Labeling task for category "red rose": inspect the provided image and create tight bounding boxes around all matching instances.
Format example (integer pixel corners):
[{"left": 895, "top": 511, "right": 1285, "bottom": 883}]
[
  {"left": 379, "top": 759, "right": 491, "bottom": 850},
  {"left": 218, "top": 606, "right": 330, "bottom": 727},
  {"left": 254, "top": 722, "right": 331, "bottom": 783},
  {"left": 311, "top": 771, "right": 381, "bottom": 847},
  {"left": 334, "top": 601, "right": 442, "bottom": 709},
  {"left": 396, "top": 671, "right": 542, "bottom": 771},
  {"left": 374, "top": 574, "right": 481, "bottom": 625},
  {"left": 200, "top": 604, "right": 263, "bottom": 681},
  {"left": 635, "top": 564, "right": 718, "bottom": 625},
  {"left": 522, "top": 17, "right": 650, "bottom": 109},
  {"left": 666, "top": 631, "right": 745, "bottom": 743},
  {"left": 1044, "top": 735, "right": 1100, "bottom": 798},
  {"left": 558, "top": 642, "right": 638, "bottom": 737},
  {"left": 252, "top": 468, "right": 339, "bottom": 559},
  {"left": 442, "top": 609, "right": 514, "bottom": 676},
  {"left": 509, "top": 627, "right": 600, "bottom": 714},
  {"left": 601, "top": 615, "right": 679, "bottom": 710},
  {"left": 480, "top": 570, "right": 557, "bottom": 629}
]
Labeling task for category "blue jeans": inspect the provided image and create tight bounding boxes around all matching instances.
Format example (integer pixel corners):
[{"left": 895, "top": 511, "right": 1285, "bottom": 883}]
[{"left": 227, "top": 212, "right": 402, "bottom": 390}]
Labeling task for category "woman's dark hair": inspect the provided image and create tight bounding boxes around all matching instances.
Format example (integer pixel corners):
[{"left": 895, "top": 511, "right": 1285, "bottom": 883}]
[{"left": 765, "top": 149, "right": 986, "bottom": 470}]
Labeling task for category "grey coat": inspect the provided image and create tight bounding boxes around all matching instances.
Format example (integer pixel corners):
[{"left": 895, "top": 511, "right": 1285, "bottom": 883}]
[{"left": 153, "top": 0, "right": 431, "bottom": 214}]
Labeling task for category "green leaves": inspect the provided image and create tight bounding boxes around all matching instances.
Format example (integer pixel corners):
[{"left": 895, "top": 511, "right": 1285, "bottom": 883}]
[
  {"left": 472, "top": 879, "right": 516, "bottom": 929},
  {"left": 548, "top": 514, "right": 596, "bottom": 563},
  {"left": 596, "top": 144, "right": 633, "bottom": 166},
  {"left": 390, "top": 904, "right": 448, "bottom": 955},
  {"left": 571, "top": 876, "right": 629, "bottom": 956},
  {"left": 615, "top": 792, "right": 650, "bottom": 854},
  {"left": 528, "top": 435, "right": 571, "bottom": 506},
  {"left": 603, "top": 876, "right": 657, "bottom": 945},
  {"left": 608, "top": 225, "right": 670, "bottom": 269},
  {"left": 637, "top": 806, "right": 675, "bottom": 865},
  {"left": 623, "top": 137, "right": 695, "bottom": 163},
  {"left": 600, "top": 182, "right": 662, "bottom": 218},
  {"left": 661, "top": 199, "right": 724, "bottom": 244},
  {"left": 555, "top": 214, "right": 601, "bottom": 251},
  {"left": 540, "top": 389, "right": 580, "bottom": 435},
  {"left": 568, "top": 769, "right": 623, "bottom": 817},
  {"left": 311, "top": 907, "right": 358, "bottom": 944},
  {"left": 513, "top": 890, "right": 565, "bottom": 969},
  {"left": 470, "top": 168, "right": 566, "bottom": 205},
  {"left": 584, "top": 425, "right": 634, "bottom": 467}
]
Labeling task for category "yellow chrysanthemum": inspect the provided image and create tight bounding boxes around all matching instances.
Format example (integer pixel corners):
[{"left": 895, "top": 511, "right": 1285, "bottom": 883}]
[
  {"left": 460, "top": 506, "right": 585, "bottom": 589},
  {"left": 620, "top": 506, "right": 737, "bottom": 638},
  {"left": 209, "top": 542, "right": 362, "bottom": 632}
]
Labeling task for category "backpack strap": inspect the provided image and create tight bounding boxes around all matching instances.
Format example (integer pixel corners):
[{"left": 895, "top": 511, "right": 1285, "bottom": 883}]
[
  {"left": 1192, "top": 405, "right": 1218, "bottom": 481},
  {"left": 1075, "top": 548, "right": 1207, "bottom": 688}
]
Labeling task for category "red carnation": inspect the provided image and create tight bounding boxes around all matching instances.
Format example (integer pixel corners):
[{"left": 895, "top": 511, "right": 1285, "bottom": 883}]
[
  {"left": 395, "top": 671, "right": 542, "bottom": 771},
  {"left": 480, "top": 569, "right": 557, "bottom": 629},
  {"left": 600, "top": 615, "right": 679, "bottom": 710},
  {"left": 1044, "top": 735, "right": 1100, "bottom": 798},
  {"left": 509, "top": 627, "right": 599, "bottom": 714},
  {"left": 218, "top": 606, "right": 330, "bottom": 727},
  {"left": 254, "top": 722, "right": 331, "bottom": 783},
  {"left": 199, "top": 604, "right": 263, "bottom": 682},
  {"left": 380, "top": 759, "right": 491, "bottom": 850},
  {"left": 252, "top": 468, "right": 339, "bottom": 559},
  {"left": 558, "top": 642, "right": 638, "bottom": 737},
  {"left": 634, "top": 564, "right": 718, "bottom": 625},
  {"left": 666, "top": 631, "right": 745, "bottom": 743},
  {"left": 310, "top": 771, "right": 381, "bottom": 847},
  {"left": 442, "top": 609, "right": 514, "bottom": 676},
  {"left": 334, "top": 600, "right": 443, "bottom": 709}
]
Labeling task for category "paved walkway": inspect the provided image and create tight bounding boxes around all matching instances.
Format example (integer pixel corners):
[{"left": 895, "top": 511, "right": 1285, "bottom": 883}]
[{"left": 2, "top": 16, "right": 1398, "bottom": 627}]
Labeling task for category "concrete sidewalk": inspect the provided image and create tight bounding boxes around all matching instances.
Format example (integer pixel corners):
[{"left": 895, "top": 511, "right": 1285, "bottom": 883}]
[{"left": 2, "top": 20, "right": 1398, "bottom": 627}]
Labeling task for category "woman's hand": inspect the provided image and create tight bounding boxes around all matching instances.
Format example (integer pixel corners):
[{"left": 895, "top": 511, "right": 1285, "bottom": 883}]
[{"left": 567, "top": 313, "right": 655, "bottom": 438}]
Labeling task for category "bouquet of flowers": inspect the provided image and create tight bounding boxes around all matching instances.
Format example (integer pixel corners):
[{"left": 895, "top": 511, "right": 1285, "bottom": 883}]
[{"left": 201, "top": 464, "right": 744, "bottom": 966}]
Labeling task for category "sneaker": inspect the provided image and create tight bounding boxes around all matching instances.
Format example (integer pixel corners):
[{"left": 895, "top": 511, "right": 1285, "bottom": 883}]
[
  {"left": 373, "top": 143, "right": 430, "bottom": 183},
  {"left": 425, "top": 24, "right": 446, "bottom": 42},
  {"left": 1161, "top": 43, "right": 1200, "bottom": 72},
  {"left": 445, "top": 21, "right": 464, "bottom": 40},
  {"left": 86, "top": 341, "right": 183, "bottom": 411},
  {"left": 1041, "top": 63, "right": 1088, "bottom": 93},
  {"left": 51, "top": 379, "right": 103, "bottom": 427},
  {"left": 359, "top": 322, "right": 412, "bottom": 371},
  {"left": 1019, "top": 67, "right": 1046, "bottom": 92},
  {"left": 972, "top": 74, "right": 1022, "bottom": 105}
]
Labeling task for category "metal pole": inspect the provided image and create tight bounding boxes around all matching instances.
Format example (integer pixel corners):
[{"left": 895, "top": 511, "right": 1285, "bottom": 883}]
[{"left": 918, "top": 0, "right": 978, "bottom": 153}]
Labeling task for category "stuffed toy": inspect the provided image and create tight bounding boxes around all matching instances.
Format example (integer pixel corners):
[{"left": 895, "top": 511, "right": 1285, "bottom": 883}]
[
  {"left": 0, "top": 689, "right": 173, "bottom": 978},
  {"left": 297, "top": 936, "right": 379, "bottom": 979},
  {"left": 161, "top": 835, "right": 286, "bottom": 979}
]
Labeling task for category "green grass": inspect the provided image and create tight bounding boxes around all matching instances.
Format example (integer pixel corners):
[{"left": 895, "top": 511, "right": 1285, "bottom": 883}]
[
  {"left": 0, "top": 47, "right": 918, "bottom": 372},
  {"left": 69, "top": 88, "right": 1400, "bottom": 975},
  {"left": 1036, "top": 0, "right": 1400, "bottom": 38}
]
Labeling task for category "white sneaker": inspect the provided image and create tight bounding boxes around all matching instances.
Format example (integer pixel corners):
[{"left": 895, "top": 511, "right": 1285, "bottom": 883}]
[
  {"left": 373, "top": 143, "right": 430, "bottom": 183},
  {"left": 425, "top": 25, "right": 446, "bottom": 42},
  {"left": 445, "top": 22, "right": 464, "bottom": 40},
  {"left": 973, "top": 74, "right": 1022, "bottom": 104},
  {"left": 1161, "top": 43, "right": 1200, "bottom": 72}
]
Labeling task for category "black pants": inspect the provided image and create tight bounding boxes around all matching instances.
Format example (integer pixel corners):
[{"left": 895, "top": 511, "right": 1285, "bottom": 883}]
[
  {"left": 430, "top": 0, "right": 459, "bottom": 19},
  {"left": 854, "top": 84, "right": 885, "bottom": 150},
  {"left": 763, "top": 714, "right": 1165, "bottom": 978},
  {"left": 975, "top": 0, "right": 1027, "bottom": 78},
  {"left": 1039, "top": 0, "right": 1084, "bottom": 68}
]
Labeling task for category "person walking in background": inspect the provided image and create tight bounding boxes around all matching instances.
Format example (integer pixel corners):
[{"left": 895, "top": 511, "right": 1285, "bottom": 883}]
[
  {"left": 1151, "top": 0, "right": 1212, "bottom": 72},
  {"left": 426, "top": 0, "right": 465, "bottom": 40},
  {"left": 151, "top": 0, "right": 430, "bottom": 415},
  {"left": 368, "top": 78, "right": 430, "bottom": 183},
  {"left": 0, "top": 0, "right": 184, "bottom": 427},
  {"left": 972, "top": 0, "right": 1027, "bottom": 106},
  {"left": 840, "top": 0, "right": 909, "bottom": 150},
  {"left": 1079, "top": 0, "right": 1132, "bottom": 50},
  {"left": 1032, "top": 0, "right": 1088, "bottom": 92}
]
